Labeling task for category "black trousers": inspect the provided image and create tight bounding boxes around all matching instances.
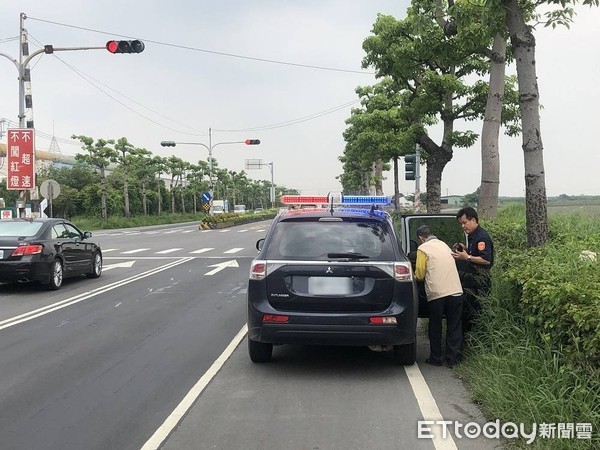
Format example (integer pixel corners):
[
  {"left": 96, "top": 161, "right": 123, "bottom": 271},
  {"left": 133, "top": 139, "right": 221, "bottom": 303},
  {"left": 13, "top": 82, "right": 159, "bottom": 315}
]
[{"left": 427, "top": 295, "right": 464, "bottom": 364}]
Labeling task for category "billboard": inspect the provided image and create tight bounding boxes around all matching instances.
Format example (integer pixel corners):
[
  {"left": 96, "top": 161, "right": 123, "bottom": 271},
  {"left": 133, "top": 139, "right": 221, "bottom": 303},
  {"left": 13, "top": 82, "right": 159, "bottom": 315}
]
[{"left": 6, "top": 128, "right": 35, "bottom": 190}]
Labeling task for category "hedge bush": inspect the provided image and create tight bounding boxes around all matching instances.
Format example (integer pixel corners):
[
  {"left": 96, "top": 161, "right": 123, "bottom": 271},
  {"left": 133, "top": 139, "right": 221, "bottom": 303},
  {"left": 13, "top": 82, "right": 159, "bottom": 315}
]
[{"left": 485, "top": 207, "right": 600, "bottom": 372}]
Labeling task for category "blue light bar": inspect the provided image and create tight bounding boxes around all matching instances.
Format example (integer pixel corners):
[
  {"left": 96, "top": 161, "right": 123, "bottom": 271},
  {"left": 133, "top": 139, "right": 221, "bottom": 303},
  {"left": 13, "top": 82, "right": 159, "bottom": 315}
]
[
  {"left": 340, "top": 195, "right": 390, "bottom": 205},
  {"left": 338, "top": 208, "right": 389, "bottom": 218}
]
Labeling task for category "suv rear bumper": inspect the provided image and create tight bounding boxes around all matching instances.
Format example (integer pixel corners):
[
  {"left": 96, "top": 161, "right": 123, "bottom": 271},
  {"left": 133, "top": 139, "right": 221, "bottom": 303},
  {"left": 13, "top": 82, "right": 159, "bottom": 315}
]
[{"left": 248, "top": 303, "right": 417, "bottom": 346}]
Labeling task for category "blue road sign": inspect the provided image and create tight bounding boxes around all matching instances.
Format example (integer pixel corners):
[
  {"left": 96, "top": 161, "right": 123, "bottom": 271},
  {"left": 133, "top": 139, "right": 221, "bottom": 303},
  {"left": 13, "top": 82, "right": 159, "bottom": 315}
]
[{"left": 201, "top": 191, "right": 213, "bottom": 202}]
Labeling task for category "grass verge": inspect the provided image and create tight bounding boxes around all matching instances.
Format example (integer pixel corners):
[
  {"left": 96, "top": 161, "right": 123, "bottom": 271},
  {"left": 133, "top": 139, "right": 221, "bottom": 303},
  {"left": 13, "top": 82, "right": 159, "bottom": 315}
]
[{"left": 455, "top": 277, "right": 600, "bottom": 449}]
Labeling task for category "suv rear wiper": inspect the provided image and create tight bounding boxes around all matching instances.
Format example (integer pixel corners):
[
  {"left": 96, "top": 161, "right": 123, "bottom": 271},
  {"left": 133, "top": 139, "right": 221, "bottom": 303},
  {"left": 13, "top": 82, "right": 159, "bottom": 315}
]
[{"left": 327, "top": 252, "right": 370, "bottom": 260}]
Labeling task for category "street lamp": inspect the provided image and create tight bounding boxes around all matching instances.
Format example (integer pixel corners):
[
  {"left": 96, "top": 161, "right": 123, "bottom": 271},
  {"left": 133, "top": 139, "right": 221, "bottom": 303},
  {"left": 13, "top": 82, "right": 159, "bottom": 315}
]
[{"left": 161, "top": 127, "right": 260, "bottom": 213}]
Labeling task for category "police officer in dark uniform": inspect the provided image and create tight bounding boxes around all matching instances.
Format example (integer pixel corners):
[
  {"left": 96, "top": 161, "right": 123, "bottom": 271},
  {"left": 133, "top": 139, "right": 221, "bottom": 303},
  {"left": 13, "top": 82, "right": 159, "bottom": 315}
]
[{"left": 451, "top": 207, "right": 494, "bottom": 334}]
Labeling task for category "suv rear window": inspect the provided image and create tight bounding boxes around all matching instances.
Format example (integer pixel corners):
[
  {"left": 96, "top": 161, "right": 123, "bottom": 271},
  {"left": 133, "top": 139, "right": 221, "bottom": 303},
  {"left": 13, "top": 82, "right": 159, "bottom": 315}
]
[{"left": 262, "top": 219, "right": 397, "bottom": 260}]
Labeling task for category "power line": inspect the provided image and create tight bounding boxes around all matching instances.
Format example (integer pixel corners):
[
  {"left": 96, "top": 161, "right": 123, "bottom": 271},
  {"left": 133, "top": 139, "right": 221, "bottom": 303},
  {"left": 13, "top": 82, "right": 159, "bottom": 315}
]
[
  {"left": 27, "top": 16, "right": 375, "bottom": 75},
  {"left": 213, "top": 100, "right": 360, "bottom": 132},
  {"left": 27, "top": 34, "right": 208, "bottom": 138}
]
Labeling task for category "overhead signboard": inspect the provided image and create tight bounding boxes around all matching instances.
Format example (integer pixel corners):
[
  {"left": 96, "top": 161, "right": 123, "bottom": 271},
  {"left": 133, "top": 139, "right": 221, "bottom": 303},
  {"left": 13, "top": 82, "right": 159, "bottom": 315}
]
[{"left": 6, "top": 128, "right": 35, "bottom": 190}]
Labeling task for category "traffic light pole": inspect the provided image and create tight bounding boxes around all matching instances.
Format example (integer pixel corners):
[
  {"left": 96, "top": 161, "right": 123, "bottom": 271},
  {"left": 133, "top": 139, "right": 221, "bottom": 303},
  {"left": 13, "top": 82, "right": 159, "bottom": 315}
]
[
  {"left": 414, "top": 145, "right": 421, "bottom": 210},
  {"left": 161, "top": 128, "right": 260, "bottom": 214}
]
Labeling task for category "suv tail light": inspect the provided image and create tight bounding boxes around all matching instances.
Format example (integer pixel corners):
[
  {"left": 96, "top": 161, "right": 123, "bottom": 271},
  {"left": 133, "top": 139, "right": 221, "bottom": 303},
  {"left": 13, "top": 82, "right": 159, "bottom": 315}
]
[
  {"left": 250, "top": 260, "right": 266, "bottom": 280},
  {"left": 11, "top": 244, "right": 43, "bottom": 256},
  {"left": 393, "top": 262, "right": 412, "bottom": 281}
]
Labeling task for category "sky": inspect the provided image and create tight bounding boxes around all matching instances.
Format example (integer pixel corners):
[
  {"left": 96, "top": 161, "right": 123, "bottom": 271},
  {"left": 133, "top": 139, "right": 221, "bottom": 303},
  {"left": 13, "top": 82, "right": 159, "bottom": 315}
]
[{"left": 1, "top": 1, "right": 599, "bottom": 198}]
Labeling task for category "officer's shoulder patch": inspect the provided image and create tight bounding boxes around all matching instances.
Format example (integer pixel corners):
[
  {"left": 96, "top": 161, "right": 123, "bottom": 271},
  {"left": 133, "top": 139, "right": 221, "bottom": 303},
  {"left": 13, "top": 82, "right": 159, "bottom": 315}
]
[{"left": 478, "top": 242, "right": 486, "bottom": 251}]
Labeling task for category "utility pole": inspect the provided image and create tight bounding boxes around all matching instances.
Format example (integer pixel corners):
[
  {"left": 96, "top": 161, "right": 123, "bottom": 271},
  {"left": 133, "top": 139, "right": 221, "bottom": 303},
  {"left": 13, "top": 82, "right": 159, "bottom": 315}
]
[
  {"left": 161, "top": 129, "right": 260, "bottom": 214},
  {"left": 414, "top": 145, "right": 421, "bottom": 210}
]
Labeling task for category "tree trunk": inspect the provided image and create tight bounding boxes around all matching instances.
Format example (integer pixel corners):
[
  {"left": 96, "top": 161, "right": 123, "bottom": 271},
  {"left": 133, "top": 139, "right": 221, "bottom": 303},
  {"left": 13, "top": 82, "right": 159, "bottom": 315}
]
[
  {"left": 373, "top": 158, "right": 384, "bottom": 195},
  {"left": 478, "top": 33, "right": 506, "bottom": 220},
  {"left": 156, "top": 174, "right": 162, "bottom": 215},
  {"left": 393, "top": 156, "right": 399, "bottom": 210},
  {"left": 123, "top": 164, "right": 130, "bottom": 218},
  {"left": 419, "top": 119, "right": 454, "bottom": 213},
  {"left": 142, "top": 181, "right": 148, "bottom": 216},
  {"left": 504, "top": 0, "right": 548, "bottom": 246},
  {"left": 100, "top": 166, "right": 107, "bottom": 224},
  {"left": 170, "top": 179, "right": 176, "bottom": 214}
]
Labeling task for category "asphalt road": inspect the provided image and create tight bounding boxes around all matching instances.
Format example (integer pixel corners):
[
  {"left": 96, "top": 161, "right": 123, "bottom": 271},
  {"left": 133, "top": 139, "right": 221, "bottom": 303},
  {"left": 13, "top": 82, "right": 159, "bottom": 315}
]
[{"left": 0, "top": 220, "right": 502, "bottom": 450}]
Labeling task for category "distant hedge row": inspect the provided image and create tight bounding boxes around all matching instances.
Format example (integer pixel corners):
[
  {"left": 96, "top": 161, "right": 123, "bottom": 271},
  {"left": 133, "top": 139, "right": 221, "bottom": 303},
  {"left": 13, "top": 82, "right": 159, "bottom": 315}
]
[{"left": 485, "top": 205, "right": 600, "bottom": 372}]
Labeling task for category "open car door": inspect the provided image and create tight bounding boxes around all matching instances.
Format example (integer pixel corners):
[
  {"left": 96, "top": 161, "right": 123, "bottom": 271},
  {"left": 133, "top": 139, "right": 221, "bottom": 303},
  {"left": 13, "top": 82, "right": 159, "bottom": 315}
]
[{"left": 397, "top": 213, "right": 468, "bottom": 318}]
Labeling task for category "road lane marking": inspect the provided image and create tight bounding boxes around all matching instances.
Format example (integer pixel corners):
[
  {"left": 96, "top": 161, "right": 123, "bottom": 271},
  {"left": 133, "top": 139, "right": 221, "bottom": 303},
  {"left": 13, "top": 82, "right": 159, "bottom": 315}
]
[
  {"left": 155, "top": 248, "right": 184, "bottom": 254},
  {"left": 101, "top": 248, "right": 118, "bottom": 253},
  {"left": 141, "top": 324, "right": 247, "bottom": 450},
  {"left": 0, "top": 258, "right": 194, "bottom": 331},
  {"left": 190, "top": 248, "right": 214, "bottom": 254},
  {"left": 223, "top": 247, "right": 243, "bottom": 254},
  {"left": 404, "top": 364, "right": 458, "bottom": 449},
  {"left": 121, "top": 248, "right": 150, "bottom": 254}
]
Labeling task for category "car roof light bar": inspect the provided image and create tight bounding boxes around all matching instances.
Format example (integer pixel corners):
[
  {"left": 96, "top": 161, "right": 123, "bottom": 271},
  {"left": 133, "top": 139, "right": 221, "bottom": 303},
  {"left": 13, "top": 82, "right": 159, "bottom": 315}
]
[
  {"left": 280, "top": 195, "right": 329, "bottom": 205},
  {"left": 280, "top": 194, "right": 391, "bottom": 207},
  {"left": 340, "top": 195, "right": 391, "bottom": 205}
]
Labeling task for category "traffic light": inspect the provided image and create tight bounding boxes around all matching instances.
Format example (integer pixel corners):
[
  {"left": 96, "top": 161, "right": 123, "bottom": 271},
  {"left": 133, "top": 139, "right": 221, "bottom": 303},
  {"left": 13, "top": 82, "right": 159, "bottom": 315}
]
[
  {"left": 160, "top": 141, "right": 176, "bottom": 147},
  {"left": 106, "top": 40, "right": 145, "bottom": 54},
  {"left": 405, "top": 154, "right": 417, "bottom": 181},
  {"left": 245, "top": 139, "right": 261, "bottom": 145}
]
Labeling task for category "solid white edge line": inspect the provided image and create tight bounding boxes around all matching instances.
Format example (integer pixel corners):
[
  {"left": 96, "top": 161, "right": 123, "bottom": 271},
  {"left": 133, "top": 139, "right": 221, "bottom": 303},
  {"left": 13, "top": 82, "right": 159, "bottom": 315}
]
[
  {"left": 0, "top": 258, "right": 195, "bottom": 330},
  {"left": 140, "top": 324, "right": 248, "bottom": 450},
  {"left": 404, "top": 364, "right": 458, "bottom": 450}
]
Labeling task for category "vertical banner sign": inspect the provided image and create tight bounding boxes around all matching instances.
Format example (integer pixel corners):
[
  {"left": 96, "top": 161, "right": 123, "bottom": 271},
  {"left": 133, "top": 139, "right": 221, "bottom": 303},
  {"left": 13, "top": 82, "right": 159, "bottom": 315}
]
[{"left": 6, "top": 128, "right": 35, "bottom": 190}]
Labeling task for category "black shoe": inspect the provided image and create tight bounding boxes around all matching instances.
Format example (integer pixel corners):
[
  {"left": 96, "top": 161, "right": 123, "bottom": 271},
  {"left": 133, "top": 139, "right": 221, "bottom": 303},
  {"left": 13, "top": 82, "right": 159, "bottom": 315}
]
[
  {"left": 446, "top": 357, "right": 459, "bottom": 368},
  {"left": 425, "top": 358, "right": 443, "bottom": 366}
]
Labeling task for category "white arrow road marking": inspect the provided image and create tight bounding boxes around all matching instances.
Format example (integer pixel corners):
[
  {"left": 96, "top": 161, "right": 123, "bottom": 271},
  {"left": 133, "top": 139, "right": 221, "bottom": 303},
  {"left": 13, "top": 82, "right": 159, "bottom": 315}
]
[
  {"left": 204, "top": 259, "right": 239, "bottom": 275},
  {"left": 103, "top": 261, "right": 136, "bottom": 271}
]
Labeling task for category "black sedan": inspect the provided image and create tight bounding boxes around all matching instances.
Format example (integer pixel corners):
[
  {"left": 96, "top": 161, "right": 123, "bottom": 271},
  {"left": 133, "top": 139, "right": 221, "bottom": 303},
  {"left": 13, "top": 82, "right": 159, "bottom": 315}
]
[{"left": 0, "top": 218, "right": 102, "bottom": 290}]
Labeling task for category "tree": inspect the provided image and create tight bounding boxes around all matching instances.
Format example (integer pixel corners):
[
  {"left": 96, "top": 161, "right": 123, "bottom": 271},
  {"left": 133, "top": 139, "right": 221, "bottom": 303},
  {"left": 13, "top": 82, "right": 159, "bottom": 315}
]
[
  {"left": 73, "top": 135, "right": 118, "bottom": 224},
  {"left": 362, "top": 4, "right": 520, "bottom": 213},
  {"left": 341, "top": 80, "right": 411, "bottom": 202},
  {"left": 497, "top": 0, "right": 598, "bottom": 245},
  {"left": 150, "top": 156, "right": 167, "bottom": 215},
  {"left": 362, "top": 10, "right": 487, "bottom": 212}
]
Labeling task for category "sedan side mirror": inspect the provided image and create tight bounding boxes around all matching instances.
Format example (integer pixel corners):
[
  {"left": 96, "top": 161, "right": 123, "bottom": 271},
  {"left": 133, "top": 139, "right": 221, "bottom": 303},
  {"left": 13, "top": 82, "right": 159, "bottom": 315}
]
[{"left": 83, "top": 231, "right": 93, "bottom": 239}]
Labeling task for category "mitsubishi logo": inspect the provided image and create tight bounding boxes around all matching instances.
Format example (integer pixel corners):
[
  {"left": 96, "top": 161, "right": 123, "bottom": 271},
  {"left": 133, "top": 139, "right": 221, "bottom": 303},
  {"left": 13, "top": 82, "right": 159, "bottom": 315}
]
[{"left": 325, "top": 266, "right": 333, "bottom": 274}]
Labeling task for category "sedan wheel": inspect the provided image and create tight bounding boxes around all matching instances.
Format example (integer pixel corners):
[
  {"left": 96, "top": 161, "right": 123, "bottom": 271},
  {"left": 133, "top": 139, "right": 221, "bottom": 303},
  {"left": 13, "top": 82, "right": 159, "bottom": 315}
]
[
  {"left": 48, "top": 259, "right": 63, "bottom": 290},
  {"left": 86, "top": 252, "right": 103, "bottom": 278}
]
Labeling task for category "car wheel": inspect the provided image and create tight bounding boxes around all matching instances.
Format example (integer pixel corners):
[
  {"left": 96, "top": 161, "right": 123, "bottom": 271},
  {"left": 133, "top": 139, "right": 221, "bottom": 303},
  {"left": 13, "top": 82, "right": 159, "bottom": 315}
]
[
  {"left": 86, "top": 252, "right": 102, "bottom": 278},
  {"left": 248, "top": 339, "right": 273, "bottom": 363},
  {"left": 47, "top": 258, "right": 63, "bottom": 290},
  {"left": 393, "top": 339, "right": 416, "bottom": 365}
]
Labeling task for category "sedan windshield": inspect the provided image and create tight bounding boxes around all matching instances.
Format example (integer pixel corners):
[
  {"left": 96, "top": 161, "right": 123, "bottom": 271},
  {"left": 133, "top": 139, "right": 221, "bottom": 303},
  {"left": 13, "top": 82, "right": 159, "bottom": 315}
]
[{"left": 0, "top": 221, "right": 44, "bottom": 237}]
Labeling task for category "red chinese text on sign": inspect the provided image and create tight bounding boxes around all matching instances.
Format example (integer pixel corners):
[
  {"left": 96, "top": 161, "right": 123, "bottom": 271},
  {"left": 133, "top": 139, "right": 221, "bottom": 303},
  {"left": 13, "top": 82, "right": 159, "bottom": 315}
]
[{"left": 6, "top": 128, "right": 35, "bottom": 190}]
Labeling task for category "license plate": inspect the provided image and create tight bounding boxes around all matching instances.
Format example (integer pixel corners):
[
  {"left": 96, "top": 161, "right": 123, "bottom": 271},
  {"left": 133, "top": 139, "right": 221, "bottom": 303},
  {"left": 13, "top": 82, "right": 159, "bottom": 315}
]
[{"left": 308, "top": 277, "right": 353, "bottom": 295}]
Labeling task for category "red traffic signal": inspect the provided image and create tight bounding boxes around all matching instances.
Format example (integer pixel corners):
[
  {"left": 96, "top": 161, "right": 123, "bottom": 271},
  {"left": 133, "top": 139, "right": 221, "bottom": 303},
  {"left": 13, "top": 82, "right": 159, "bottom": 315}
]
[
  {"left": 245, "top": 139, "right": 261, "bottom": 145},
  {"left": 106, "top": 40, "right": 145, "bottom": 54}
]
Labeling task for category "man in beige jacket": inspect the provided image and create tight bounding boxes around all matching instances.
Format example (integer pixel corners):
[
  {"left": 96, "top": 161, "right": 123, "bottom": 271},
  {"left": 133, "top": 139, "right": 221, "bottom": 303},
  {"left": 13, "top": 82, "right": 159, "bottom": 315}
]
[{"left": 414, "top": 225, "right": 464, "bottom": 367}]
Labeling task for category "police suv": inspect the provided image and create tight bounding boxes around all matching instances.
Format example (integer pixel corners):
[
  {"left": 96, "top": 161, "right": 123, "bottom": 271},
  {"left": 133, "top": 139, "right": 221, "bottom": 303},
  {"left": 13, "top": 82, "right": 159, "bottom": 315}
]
[{"left": 246, "top": 195, "right": 419, "bottom": 364}]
